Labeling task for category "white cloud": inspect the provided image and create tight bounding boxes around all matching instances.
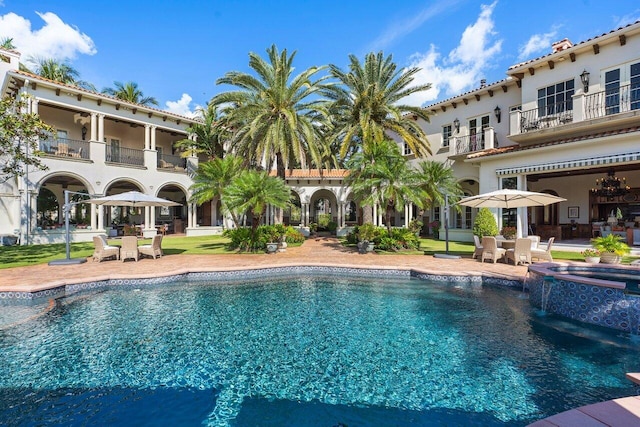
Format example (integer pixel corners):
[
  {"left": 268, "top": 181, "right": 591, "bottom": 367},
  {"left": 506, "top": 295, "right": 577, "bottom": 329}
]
[
  {"left": 518, "top": 29, "right": 558, "bottom": 60},
  {"left": 0, "top": 12, "right": 96, "bottom": 67},
  {"left": 613, "top": 10, "right": 640, "bottom": 29},
  {"left": 165, "top": 93, "right": 200, "bottom": 118},
  {"left": 402, "top": 2, "right": 502, "bottom": 106},
  {"left": 367, "top": 0, "right": 463, "bottom": 52}
]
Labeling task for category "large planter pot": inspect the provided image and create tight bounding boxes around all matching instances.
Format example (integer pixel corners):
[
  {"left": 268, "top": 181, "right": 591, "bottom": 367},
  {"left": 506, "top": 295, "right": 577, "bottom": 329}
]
[
  {"left": 278, "top": 241, "right": 288, "bottom": 252},
  {"left": 266, "top": 243, "right": 279, "bottom": 253},
  {"left": 600, "top": 252, "right": 621, "bottom": 264},
  {"left": 584, "top": 256, "right": 601, "bottom": 264},
  {"left": 365, "top": 242, "right": 375, "bottom": 252}
]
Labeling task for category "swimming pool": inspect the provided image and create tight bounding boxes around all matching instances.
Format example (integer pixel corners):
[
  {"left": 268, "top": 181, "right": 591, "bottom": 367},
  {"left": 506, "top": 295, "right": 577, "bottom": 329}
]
[{"left": 1, "top": 274, "right": 638, "bottom": 426}]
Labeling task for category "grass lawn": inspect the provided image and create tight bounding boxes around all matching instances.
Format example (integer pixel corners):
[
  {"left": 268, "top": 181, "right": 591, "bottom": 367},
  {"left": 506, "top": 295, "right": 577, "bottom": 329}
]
[{"left": 0, "top": 235, "right": 232, "bottom": 269}]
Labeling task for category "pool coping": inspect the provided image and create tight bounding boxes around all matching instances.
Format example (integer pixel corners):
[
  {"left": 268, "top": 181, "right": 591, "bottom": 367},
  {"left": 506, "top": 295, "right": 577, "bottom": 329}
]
[
  {"left": 0, "top": 263, "right": 523, "bottom": 301},
  {"left": 528, "top": 261, "right": 640, "bottom": 290}
]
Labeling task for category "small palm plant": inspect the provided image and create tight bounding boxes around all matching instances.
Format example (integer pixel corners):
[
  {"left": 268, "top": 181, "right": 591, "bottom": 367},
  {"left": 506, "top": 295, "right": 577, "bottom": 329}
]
[{"left": 591, "top": 234, "right": 630, "bottom": 264}]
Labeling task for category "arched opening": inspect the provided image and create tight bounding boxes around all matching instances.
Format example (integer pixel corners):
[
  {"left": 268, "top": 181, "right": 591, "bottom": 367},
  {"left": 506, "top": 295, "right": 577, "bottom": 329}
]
[{"left": 36, "top": 175, "right": 90, "bottom": 231}]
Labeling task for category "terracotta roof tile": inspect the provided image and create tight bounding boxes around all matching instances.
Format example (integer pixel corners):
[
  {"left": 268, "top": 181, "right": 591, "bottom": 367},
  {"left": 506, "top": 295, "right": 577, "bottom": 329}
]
[
  {"left": 268, "top": 169, "right": 350, "bottom": 179},
  {"left": 10, "top": 70, "right": 197, "bottom": 123}
]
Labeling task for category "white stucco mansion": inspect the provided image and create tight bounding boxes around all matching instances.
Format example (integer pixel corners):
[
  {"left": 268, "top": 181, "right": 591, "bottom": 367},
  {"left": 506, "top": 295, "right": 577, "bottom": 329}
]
[{"left": 2, "top": 19, "right": 640, "bottom": 246}]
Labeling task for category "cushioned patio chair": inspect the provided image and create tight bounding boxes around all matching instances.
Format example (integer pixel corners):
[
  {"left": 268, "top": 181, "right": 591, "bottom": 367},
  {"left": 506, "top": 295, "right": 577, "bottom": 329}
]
[
  {"left": 480, "top": 236, "right": 506, "bottom": 263},
  {"left": 472, "top": 235, "right": 483, "bottom": 259},
  {"left": 528, "top": 235, "right": 540, "bottom": 250},
  {"left": 139, "top": 235, "right": 163, "bottom": 259},
  {"left": 531, "top": 237, "right": 554, "bottom": 262},
  {"left": 120, "top": 236, "right": 139, "bottom": 262},
  {"left": 92, "top": 235, "right": 119, "bottom": 262},
  {"left": 505, "top": 238, "right": 532, "bottom": 265}
]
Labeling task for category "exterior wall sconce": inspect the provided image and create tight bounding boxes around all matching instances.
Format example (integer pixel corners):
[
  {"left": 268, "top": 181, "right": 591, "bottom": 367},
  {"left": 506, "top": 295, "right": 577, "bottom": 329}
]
[
  {"left": 81, "top": 125, "right": 87, "bottom": 140},
  {"left": 580, "top": 70, "right": 590, "bottom": 93},
  {"left": 453, "top": 118, "right": 460, "bottom": 133},
  {"left": 494, "top": 106, "right": 501, "bottom": 123}
]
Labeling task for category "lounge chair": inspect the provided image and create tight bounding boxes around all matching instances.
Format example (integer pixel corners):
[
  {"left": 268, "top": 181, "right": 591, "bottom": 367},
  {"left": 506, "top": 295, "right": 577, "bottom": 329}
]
[
  {"left": 531, "top": 237, "right": 554, "bottom": 262},
  {"left": 481, "top": 236, "right": 506, "bottom": 263},
  {"left": 139, "top": 235, "right": 163, "bottom": 259},
  {"left": 55, "top": 143, "right": 69, "bottom": 156},
  {"left": 92, "top": 235, "right": 119, "bottom": 262},
  {"left": 120, "top": 236, "right": 139, "bottom": 262},
  {"left": 472, "top": 235, "right": 483, "bottom": 259},
  {"left": 505, "top": 238, "right": 532, "bottom": 265}
]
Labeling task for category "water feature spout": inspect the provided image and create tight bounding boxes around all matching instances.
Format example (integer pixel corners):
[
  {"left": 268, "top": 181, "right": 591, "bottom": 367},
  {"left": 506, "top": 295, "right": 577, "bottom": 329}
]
[{"left": 541, "top": 275, "right": 556, "bottom": 312}]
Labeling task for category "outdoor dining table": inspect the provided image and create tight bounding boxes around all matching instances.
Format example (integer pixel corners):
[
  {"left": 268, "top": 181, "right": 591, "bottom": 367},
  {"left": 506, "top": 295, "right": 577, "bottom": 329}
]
[{"left": 498, "top": 239, "right": 516, "bottom": 250}]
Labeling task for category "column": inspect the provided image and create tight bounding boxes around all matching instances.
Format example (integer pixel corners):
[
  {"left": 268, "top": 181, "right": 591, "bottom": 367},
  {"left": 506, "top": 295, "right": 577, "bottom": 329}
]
[
  {"left": 149, "top": 206, "right": 155, "bottom": 229},
  {"left": 144, "top": 206, "right": 150, "bottom": 228},
  {"left": 98, "top": 205, "right": 104, "bottom": 230},
  {"left": 90, "top": 113, "right": 97, "bottom": 141},
  {"left": 373, "top": 204, "right": 377, "bottom": 226},
  {"left": 151, "top": 126, "right": 157, "bottom": 151},
  {"left": 518, "top": 174, "right": 528, "bottom": 238},
  {"left": 90, "top": 204, "right": 97, "bottom": 230},
  {"left": 98, "top": 114, "right": 105, "bottom": 142},
  {"left": 31, "top": 99, "right": 39, "bottom": 114},
  {"left": 144, "top": 125, "right": 151, "bottom": 150},
  {"left": 187, "top": 203, "right": 194, "bottom": 229},
  {"left": 404, "top": 204, "right": 409, "bottom": 228},
  {"left": 192, "top": 203, "right": 197, "bottom": 227},
  {"left": 337, "top": 202, "right": 342, "bottom": 230},
  {"left": 378, "top": 205, "right": 383, "bottom": 227}
]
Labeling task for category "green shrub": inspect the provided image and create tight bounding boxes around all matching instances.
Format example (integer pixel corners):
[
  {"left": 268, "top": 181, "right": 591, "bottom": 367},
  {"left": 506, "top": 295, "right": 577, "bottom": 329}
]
[
  {"left": 285, "top": 226, "right": 305, "bottom": 243},
  {"left": 224, "top": 226, "right": 269, "bottom": 252},
  {"left": 346, "top": 227, "right": 359, "bottom": 244},
  {"left": 317, "top": 213, "right": 331, "bottom": 229},
  {"left": 408, "top": 219, "right": 423, "bottom": 235},
  {"left": 327, "top": 221, "right": 338, "bottom": 233},
  {"left": 473, "top": 208, "right": 498, "bottom": 237},
  {"left": 357, "top": 223, "right": 379, "bottom": 242},
  {"left": 591, "top": 234, "right": 631, "bottom": 255}
]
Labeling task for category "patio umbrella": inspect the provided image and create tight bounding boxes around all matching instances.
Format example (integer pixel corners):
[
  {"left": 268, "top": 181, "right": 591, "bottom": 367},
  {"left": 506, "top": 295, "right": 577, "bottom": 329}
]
[
  {"left": 88, "top": 191, "right": 180, "bottom": 207},
  {"left": 457, "top": 189, "right": 566, "bottom": 208}
]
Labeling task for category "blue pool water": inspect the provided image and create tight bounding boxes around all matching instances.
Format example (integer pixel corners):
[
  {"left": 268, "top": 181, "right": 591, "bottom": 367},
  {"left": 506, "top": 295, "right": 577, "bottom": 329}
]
[{"left": 1, "top": 275, "right": 639, "bottom": 426}]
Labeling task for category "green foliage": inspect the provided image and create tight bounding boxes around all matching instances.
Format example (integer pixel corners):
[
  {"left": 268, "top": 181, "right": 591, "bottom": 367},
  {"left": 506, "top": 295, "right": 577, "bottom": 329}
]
[
  {"left": 317, "top": 213, "right": 331, "bottom": 229},
  {"left": 327, "top": 221, "right": 338, "bottom": 233},
  {"left": 325, "top": 51, "right": 432, "bottom": 160},
  {"left": 30, "top": 57, "right": 95, "bottom": 90},
  {"left": 309, "top": 222, "right": 318, "bottom": 233},
  {"left": 102, "top": 81, "right": 158, "bottom": 106},
  {"left": 285, "top": 226, "right": 305, "bottom": 243},
  {"left": 356, "top": 223, "right": 380, "bottom": 242},
  {"left": 174, "top": 102, "right": 227, "bottom": 159},
  {"left": 408, "top": 219, "right": 423, "bottom": 235},
  {"left": 211, "top": 44, "right": 329, "bottom": 177},
  {"left": 224, "top": 227, "right": 267, "bottom": 252},
  {"left": 591, "top": 234, "right": 631, "bottom": 256},
  {"left": 0, "top": 95, "right": 52, "bottom": 182},
  {"left": 500, "top": 226, "right": 516, "bottom": 239},
  {"left": 473, "top": 208, "right": 499, "bottom": 237},
  {"left": 376, "top": 228, "right": 421, "bottom": 251}
]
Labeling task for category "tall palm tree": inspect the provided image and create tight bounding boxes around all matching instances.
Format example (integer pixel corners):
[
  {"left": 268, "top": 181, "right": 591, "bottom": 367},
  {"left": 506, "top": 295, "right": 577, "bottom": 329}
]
[
  {"left": 224, "top": 170, "right": 291, "bottom": 239},
  {"left": 325, "top": 51, "right": 432, "bottom": 161},
  {"left": 102, "top": 81, "right": 158, "bottom": 106},
  {"left": 346, "top": 139, "right": 424, "bottom": 233},
  {"left": 174, "top": 102, "right": 228, "bottom": 159},
  {"left": 414, "top": 160, "right": 464, "bottom": 208},
  {"left": 29, "top": 57, "right": 96, "bottom": 91},
  {"left": 189, "top": 155, "right": 244, "bottom": 227},
  {"left": 0, "top": 37, "right": 16, "bottom": 50},
  {"left": 211, "top": 44, "right": 328, "bottom": 179}
]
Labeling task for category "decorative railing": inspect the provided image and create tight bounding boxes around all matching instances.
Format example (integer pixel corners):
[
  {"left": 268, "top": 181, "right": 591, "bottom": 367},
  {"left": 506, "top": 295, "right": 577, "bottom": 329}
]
[
  {"left": 39, "top": 137, "right": 90, "bottom": 160},
  {"left": 106, "top": 145, "right": 144, "bottom": 166},
  {"left": 520, "top": 101, "right": 574, "bottom": 133},
  {"left": 585, "top": 83, "right": 640, "bottom": 119},
  {"left": 157, "top": 153, "right": 186, "bottom": 170},
  {"left": 453, "top": 132, "right": 485, "bottom": 155}
]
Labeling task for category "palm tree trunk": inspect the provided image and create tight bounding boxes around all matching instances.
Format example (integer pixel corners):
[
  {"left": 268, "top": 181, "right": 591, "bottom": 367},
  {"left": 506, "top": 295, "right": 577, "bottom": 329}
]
[
  {"left": 385, "top": 205, "right": 393, "bottom": 234},
  {"left": 362, "top": 205, "right": 373, "bottom": 224},
  {"left": 274, "top": 152, "right": 286, "bottom": 224}
]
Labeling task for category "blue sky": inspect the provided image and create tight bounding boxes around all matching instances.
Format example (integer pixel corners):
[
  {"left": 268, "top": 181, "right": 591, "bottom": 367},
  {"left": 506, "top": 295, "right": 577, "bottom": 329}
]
[{"left": 1, "top": 0, "right": 640, "bottom": 116}]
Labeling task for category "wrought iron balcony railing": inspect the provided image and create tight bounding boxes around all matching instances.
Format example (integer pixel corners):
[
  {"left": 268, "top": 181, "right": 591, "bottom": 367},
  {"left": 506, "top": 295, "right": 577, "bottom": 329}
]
[
  {"left": 39, "top": 137, "right": 90, "bottom": 160},
  {"left": 106, "top": 145, "right": 145, "bottom": 166},
  {"left": 585, "top": 83, "right": 640, "bottom": 119}
]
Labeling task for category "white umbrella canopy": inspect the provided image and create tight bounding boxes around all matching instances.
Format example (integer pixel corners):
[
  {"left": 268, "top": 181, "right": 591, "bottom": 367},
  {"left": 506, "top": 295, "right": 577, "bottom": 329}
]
[
  {"left": 88, "top": 191, "right": 181, "bottom": 207},
  {"left": 457, "top": 189, "right": 566, "bottom": 208}
]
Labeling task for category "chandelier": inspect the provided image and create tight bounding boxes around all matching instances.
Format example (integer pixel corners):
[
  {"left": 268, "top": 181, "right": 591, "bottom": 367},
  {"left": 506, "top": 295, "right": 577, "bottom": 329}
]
[{"left": 591, "top": 170, "right": 630, "bottom": 200}]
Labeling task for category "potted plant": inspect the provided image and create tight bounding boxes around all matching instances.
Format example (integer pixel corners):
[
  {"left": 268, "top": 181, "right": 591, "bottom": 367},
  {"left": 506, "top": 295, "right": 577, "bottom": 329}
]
[
  {"left": 581, "top": 248, "right": 601, "bottom": 264},
  {"left": 274, "top": 223, "right": 287, "bottom": 252},
  {"left": 408, "top": 219, "right": 424, "bottom": 237},
  {"left": 309, "top": 222, "right": 318, "bottom": 236},
  {"left": 501, "top": 226, "right": 517, "bottom": 240},
  {"left": 357, "top": 223, "right": 378, "bottom": 253},
  {"left": 264, "top": 225, "right": 280, "bottom": 254},
  {"left": 591, "top": 234, "right": 630, "bottom": 264}
]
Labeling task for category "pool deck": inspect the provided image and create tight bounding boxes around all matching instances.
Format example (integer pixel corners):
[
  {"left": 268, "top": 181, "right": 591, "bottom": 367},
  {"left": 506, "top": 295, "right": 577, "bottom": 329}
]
[{"left": 2, "top": 236, "right": 640, "bottom": 426}]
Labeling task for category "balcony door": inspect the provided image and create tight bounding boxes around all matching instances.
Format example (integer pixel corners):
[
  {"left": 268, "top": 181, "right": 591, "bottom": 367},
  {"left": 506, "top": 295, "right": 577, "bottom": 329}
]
[
  {"left": 603, "top": 61, "right": 640, "bottom": 115},
  {"left": 468, "top": 115, "right": 489, "bottom": 151}
]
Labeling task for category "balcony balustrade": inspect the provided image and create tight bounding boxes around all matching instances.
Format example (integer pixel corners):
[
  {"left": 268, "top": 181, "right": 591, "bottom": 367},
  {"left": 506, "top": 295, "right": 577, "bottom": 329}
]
[
  {"left": 157, "top": 153, "right": 186, "bottom": 171},
  {"left": 106, "top": 145, "right": 145, "bottom": 166},
  {"left": 519, "top": 101, "right": 574, "bottom": 134},
  {"left": 585, "top": 83, "right": 640, "bottom": 119},
  {"left": 453, "top": 133, "right": 485, "bottom": 155},
  {"left": 39, "top": 137, "right": 90, "bottom": 160}
]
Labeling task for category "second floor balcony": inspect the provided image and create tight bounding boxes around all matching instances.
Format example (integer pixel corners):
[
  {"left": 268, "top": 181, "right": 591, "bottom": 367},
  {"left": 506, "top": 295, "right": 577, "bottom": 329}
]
[
  {"left": 509, "top": 84, "right": 640, "bottom": 143},
  {"left": 448, "top": 128, "right": 496, "bottom": 157}
]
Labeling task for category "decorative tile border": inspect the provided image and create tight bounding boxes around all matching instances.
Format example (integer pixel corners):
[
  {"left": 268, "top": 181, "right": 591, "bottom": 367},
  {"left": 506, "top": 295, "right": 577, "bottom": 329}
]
[{"left": 528, "top": 267, "right": 640, "bottom": 334}]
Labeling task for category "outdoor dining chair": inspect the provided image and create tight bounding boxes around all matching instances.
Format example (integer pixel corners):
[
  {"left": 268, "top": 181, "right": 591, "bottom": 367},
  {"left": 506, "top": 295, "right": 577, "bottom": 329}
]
[
  {"left": 120, "top": 236, "right": 139, "bottom": 262},
  {"left": 480, "top": 236, "right": 506, "bottom": 263},
  {"left": 505, "top": 238, "right": 532, "bottom": 265},
  {"left": 139, "top": 235, "right": 163, "bottom": 259},
  {"left": 531, "top": 237, "right": 555, "bottom": 262},
  {"left": 92, "top": 235, "right": 119, "bottom": 262}
]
